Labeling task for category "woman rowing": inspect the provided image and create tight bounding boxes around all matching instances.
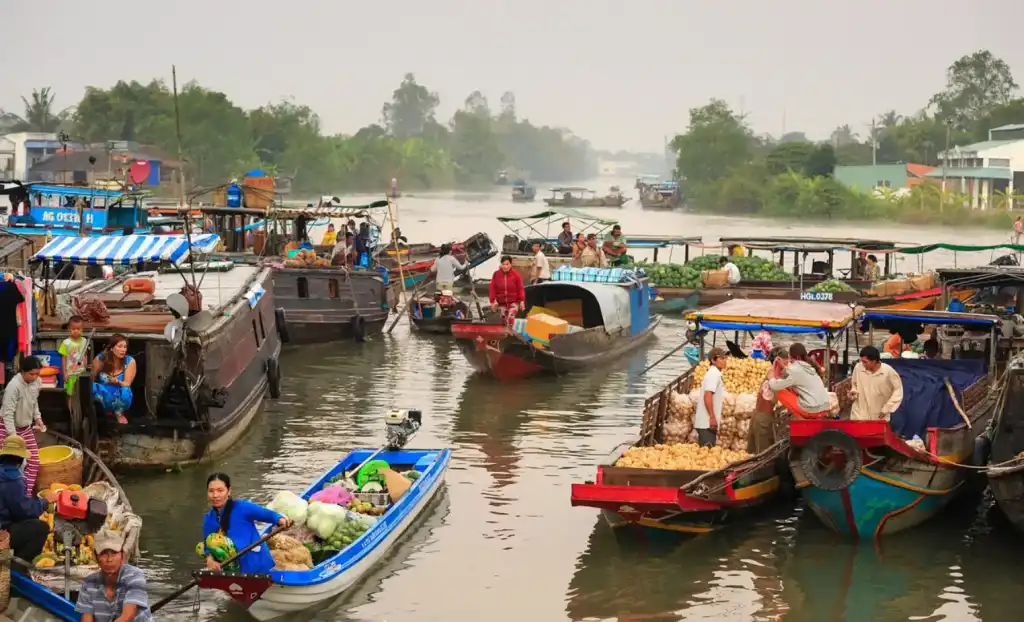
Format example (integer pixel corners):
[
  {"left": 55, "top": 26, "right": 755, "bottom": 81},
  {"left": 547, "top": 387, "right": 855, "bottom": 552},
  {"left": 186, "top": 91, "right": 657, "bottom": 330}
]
[{"left": 202, "top": 473, "right": 292, "bottom": 574}]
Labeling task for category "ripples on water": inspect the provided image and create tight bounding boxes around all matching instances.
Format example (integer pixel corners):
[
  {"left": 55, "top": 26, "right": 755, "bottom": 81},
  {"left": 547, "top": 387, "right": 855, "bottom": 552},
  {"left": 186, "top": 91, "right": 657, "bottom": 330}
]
[{"left": 121, "top": 187, "right": 1024, "bottom": 621}]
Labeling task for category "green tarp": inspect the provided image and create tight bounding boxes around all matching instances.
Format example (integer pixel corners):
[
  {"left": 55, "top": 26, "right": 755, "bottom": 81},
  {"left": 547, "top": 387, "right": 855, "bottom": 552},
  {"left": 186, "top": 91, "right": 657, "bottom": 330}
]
[
  {"left": 495, "top": 208, "right": 618, "bottom": 226},
  {"left": 898, "top": 242, "right": 1024, "bottom": 254}
]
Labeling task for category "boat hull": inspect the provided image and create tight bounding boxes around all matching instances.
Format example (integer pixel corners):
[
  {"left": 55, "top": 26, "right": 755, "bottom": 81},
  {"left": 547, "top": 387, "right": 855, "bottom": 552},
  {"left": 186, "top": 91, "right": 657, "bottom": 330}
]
[
  {"left": 788, "top": 414, "right": 992, "bottom": 539},
  {"left": 274, "top": 268, "right": 389, "bottom": 344},
  {"left": 452, "top": 316, "right": 661, "bottom": 380},
  {"left": 988, "top": 464, "right": 1024, "bottom": 531},
  {"left": 197, "top": 449, "right": 451, "bottom": 620}
]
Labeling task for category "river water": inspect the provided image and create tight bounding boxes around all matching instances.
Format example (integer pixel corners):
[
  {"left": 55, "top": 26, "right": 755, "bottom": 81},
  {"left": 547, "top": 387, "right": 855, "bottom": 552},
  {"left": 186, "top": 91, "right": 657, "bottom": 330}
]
[{"left": 122, "top": 181, "right": 1024, "bottom": 621}]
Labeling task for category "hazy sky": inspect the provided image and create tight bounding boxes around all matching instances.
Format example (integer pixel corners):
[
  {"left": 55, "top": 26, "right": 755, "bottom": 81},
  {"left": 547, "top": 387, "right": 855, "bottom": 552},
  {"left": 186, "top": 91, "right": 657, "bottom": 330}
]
[{"left": 5, "top": 1, "right": 1023, "bottom": 152}]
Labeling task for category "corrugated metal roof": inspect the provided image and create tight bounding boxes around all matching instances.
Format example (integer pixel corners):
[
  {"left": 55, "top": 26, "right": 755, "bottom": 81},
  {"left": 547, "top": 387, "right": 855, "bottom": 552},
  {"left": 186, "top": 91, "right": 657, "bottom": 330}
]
[
  {"left": 0, "top": 231, "right": 31, "bottom": 261},
  {"left": 940, "top": 139, "right": 1017, "bottom": 155},
  {"left": 990, "top": 124, "right": 1024, "bottom": 132},
  {"left": 924, "top": 167, "right": 1013, "bottom": 180}
]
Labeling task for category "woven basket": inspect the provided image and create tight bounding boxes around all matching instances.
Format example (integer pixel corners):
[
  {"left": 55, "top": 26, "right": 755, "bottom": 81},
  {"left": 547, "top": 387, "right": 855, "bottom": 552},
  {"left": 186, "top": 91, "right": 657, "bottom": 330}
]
[
  {"left": 0, "top": 530, "right": 10, "bottom": 613},
  {"left": 35, "top": 449, "right": 84, "bottom": 495}
]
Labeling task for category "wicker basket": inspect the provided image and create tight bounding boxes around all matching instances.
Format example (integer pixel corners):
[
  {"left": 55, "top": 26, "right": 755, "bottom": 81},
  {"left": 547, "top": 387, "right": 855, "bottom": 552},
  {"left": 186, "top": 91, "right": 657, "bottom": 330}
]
[
  {"left": 0, "top": 530, "right": 10, "bottom": 613},
  {"left": 34, "top": 448, "right": 84, "bottom": 495}
]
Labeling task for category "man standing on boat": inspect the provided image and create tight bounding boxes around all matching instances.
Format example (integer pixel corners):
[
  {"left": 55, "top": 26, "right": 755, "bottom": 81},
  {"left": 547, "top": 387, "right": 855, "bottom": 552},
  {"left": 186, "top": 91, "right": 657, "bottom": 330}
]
[
  {"left": 849, "top": 346, "right": 904, "bottom": 421},
  {"left": 532, "top": 242, "right": 551, "bottom": 284},
  {"left": 557, "top": 221, "right": 574, "bottom": 255},
  {"left": 694, "top": 348, "right": 728, "bottom": 447},
  {"left": 602, "top": 225, "right": 631, "bottom": 266},
  {"left": 76, "top": 530, "right": 154, "bottom": 622}
]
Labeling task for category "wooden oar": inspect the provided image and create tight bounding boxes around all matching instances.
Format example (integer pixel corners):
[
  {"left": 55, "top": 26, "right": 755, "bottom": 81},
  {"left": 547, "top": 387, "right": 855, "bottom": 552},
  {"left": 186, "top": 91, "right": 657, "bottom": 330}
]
[
  {"left": 944, "top": 377, "right": 972, "bottom": 428},
  {"left": 640, "top": 340, "right": 689, "bottom": 376},
  {"left": 150, "top": 524, "right": 287, "bottom": 613}
]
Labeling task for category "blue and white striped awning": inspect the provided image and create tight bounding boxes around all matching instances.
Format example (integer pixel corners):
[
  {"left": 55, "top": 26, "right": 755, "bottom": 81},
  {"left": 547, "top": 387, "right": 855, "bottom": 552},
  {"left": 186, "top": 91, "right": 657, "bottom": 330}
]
[{"left": 34, "top": 234, "right": 221, "bottom": 265}]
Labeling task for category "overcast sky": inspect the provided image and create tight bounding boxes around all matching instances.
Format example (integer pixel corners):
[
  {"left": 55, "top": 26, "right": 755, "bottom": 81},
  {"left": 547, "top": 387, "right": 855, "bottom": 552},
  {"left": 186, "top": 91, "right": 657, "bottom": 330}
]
[{"left": 5, "top": 0, "right": 1023, "bottom": 152}]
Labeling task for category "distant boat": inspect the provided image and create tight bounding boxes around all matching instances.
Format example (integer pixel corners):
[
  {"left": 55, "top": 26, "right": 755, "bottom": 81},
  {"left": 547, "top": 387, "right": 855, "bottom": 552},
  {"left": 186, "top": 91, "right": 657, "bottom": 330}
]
[
  {"left": 511, "top": 179, "right": 536, "bottom": 203},
  {"left": 543, "top": 187, "right": 626, "bottom": 208},
  {"left": 495, "top": 170, "right": 509, "bottom": 185}
]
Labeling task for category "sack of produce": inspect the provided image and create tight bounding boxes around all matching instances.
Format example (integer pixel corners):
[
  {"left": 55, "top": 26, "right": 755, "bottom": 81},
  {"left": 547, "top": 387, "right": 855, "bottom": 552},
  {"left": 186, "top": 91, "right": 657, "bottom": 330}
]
[
  {"left": 310, "top": 485, "right": 354, "bottom": 507},
  {"left": 668, "top": 391, "right": 695, "bottom": 424},
  {"left": 306, "top": 501, "right": 348, "bottom": 540},
  {"left": 702, "top": 269, "right": 729, "bottom": 288},
  {"left": 663, "top": 419, "right": 691, "bottom": 444},
  {"left": 734, "top": 393, "right": 757, "bottom": 419},
  {"left": 269, "top": 534, "right": 314, "bottom": 569},
  {"left": 909, "top": 272, "right": 936, "bottom": 291},
  {"left": 267, "top": 491, "right": 309, "bottom": 526}
]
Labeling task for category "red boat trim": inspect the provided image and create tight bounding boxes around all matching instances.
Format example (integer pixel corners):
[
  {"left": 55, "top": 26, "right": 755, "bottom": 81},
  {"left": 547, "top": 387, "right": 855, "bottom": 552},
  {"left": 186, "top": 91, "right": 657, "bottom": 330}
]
[
  {"left": 194, "top": 571, "right": 274, "bottom": 605},
  {"left": 892, "top": 287, "right": 940, "bottom": 301},
  {"left": 840, "top": 489, "right": 859, "bottom": 538},
  {"left": 789, "top": 419, "right": 944, "bottom": 465},
  {"left": 873, "top": 494, "right": 926, "bottom": 539},
  {"left": 570, "top": 482, "right": 722, "bottom": 512}
]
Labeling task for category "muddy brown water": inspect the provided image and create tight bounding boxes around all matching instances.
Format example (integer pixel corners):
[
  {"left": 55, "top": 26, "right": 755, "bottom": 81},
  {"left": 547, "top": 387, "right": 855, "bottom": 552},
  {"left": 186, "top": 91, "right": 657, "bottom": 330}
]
[{"left": 120, "top": 184, "right": 1024, "bottom": 621}]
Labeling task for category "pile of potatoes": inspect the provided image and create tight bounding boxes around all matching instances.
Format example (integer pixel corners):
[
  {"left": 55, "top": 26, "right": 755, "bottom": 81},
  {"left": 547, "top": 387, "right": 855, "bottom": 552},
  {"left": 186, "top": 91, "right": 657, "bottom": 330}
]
[
  {"left": 615, "top": 443, "right": 751, "bottom": 471},
  {"left": 692, "top": 358, "right": 773, "bottom": 395}
]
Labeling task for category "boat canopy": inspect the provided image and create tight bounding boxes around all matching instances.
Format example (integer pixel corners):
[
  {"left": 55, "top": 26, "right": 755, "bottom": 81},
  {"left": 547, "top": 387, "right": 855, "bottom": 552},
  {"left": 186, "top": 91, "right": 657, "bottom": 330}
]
[
  {"left": 628, "top": 235, "right": 701, "bottom": 249},
  {"left": 686, "top": 299, "right": 860, "bottom": 333},
  {"left": 34, "top": 233, "right": 220, "bottom": 265},
  {"left": 861, "top": 308, "right": 1001, "bottom": 329},
  {"left": 548, "top": 187, "right": 594, "bottom": 193},
  {"left": 936, "top": 266, "right": 1024, "bottom": 287},
  {"left": 718, "top": 236, "right": 906, "bottom": 253},
  {"left": 497, "top": 208, "right": 617, "bottom": 226},
  {"left": 528, "top": 281, "right": 633, "bottom": 333},
  {"left": 899, "top": 242, "right": 1024, "bottom": 254}
]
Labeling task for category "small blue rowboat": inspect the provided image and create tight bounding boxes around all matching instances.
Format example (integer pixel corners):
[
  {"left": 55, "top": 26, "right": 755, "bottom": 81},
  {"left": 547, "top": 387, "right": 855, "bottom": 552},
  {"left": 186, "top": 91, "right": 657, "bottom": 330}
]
[{"left": 195, "top": 448, "right": 451, "bottom": 620}]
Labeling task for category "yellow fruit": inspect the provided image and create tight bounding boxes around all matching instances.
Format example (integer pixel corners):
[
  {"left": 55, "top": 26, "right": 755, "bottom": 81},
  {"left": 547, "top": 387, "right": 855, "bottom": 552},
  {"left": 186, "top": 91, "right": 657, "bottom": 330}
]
[
  {"left": 615, "top": 443, "right": 751, "bottom": 472},
  {"left": 35, "top": 558, "right": 56, "bottom": 568}
]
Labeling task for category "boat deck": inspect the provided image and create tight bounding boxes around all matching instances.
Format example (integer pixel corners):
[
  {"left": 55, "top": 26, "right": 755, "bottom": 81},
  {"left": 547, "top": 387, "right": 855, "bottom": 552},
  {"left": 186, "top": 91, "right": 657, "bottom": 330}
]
[{"left": 38, "top": 265, "right": 262, "bottom": 335}]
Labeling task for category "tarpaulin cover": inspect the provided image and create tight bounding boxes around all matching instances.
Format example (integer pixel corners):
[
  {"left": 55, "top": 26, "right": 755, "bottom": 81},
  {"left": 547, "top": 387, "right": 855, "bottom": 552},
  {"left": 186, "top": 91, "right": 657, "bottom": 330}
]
[{"left": 887, "top": 358, "right": 985, "bottom": 439}]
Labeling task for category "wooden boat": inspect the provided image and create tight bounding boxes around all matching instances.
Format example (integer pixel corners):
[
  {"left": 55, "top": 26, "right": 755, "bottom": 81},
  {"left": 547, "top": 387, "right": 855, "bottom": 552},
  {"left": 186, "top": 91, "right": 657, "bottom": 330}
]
[
  {"left": 649, "top": 290, "right": 699, "bottom": 315},
  {"left": 33, "top": 233, "right": 283, "bottom": 469},
  {"left": 570, "top": 369, "right": 787, "bottom": 535},
  {"left": 409, "top": 289, "right": 477, "bottom": 334},
  {"left": 787, "top": 308, "right": 1000, "bottom": 539},
  {"left": 543, "top": 187, "right": 627, "bottom": 208},
  {"left": 511, "top": 179, "right": 536, "bottom": 203},
  {"left": 639, "top": 181, "right": 681, "bottom": 210},
  {"left": 204, "top": 203, "right": 393, "bottom": 342},
  {"left": 9, "top": 433, "right": 142, "bottom": 621},
  {"left": 385, "top": 232, "right": 498, "bottom": 292},
  {"left": 195, "top": 447, "right": 451, "bottom": 620},
  {"left": 985, "top": 355, "right": 1024, "bottom": 531},
  {"left": 451, "top": 267, "right": 661, "bottom": 380}
]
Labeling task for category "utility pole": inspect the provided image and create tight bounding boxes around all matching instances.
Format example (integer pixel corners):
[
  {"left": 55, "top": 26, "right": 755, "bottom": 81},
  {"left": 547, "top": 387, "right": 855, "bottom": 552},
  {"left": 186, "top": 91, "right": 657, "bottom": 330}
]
[
  {"left": 171, "top": 65, "right": 187, "bottom": 211},
  {"left": 941, "top": 121, "right": 952, "bottom": 212},
  {"left": 871, "top": 119, "right": 877, "bottom": 166}
]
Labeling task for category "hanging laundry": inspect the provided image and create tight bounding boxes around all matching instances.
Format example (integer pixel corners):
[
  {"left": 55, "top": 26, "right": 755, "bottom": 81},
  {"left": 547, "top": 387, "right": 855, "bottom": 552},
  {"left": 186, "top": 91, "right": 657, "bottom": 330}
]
[{"left": 0, "top": 280, "right": 25, "bottom": 363}]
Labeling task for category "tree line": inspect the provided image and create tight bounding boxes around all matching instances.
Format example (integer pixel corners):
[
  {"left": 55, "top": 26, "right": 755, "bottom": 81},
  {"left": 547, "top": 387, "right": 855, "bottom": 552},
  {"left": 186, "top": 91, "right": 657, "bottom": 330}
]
[
  {"left": 1, "top": 74, "right": 598, "bottom": 193},
  {"left": 671, "top": 50, "right": 1023, "bottom": 226}
]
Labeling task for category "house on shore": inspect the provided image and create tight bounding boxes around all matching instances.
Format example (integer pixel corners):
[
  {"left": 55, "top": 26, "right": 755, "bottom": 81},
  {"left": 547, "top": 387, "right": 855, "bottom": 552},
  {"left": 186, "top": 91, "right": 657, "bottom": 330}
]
[
  {"left": 928, "top": 124, "right": 1024, "bottom": 210},
  {"left": 834, "top": 163, "right": 936, "bottom": 194}
]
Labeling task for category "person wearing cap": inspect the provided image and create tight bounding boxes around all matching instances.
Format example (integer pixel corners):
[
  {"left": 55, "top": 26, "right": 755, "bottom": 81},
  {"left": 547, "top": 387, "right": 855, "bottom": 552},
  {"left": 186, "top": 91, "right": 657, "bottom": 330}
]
[
  {"left": 0, "top": 355, "right": 46, "bottom": 494},
  {"left": 0, "top": 435, "right": 58, "bottom": 565},
  {"left": 76, "top": 530, "right": 153, "bottom": 622},
  {"left": 694, "top": 348, "right": 728, "bottom": 447}
]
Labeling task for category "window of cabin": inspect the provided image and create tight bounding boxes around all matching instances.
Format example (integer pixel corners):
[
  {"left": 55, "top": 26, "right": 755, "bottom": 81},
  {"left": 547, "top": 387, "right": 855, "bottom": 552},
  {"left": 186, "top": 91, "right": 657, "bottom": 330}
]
[
  {"left": 251, "top": 319, "right": 260, "bottom": 346},
  {"left": 329, "top": 278, "right": 339, "bottom": 299},
  {"left": 297, "top": 277, "right": 309, "bottom": 298},
  {"left": 259, "top": 312, "right": 266, "bottom": 340}
]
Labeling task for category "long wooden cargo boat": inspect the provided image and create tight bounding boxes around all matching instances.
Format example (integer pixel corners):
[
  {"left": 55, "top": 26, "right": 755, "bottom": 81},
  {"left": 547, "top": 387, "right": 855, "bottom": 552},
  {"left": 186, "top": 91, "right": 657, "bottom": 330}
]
[
  {"left": 985, "top": 355, "right": 1024, "bottom": 530},
  {"left": 787, "top": 309, "right": 1000, "bottom": 539},
  {"left": 570, "top": 369, "right": 786, "bottom": 535},
  {"left": 452, "top": 266, "right": 660, "bottom": 380},
  {"left": 8, "top": 433, "right": 142, "bottom": 621},
  {"left": 195, "top": 447, "right": 450, "bottom": 620},
  {"left": 543, "top": 187, "right": 626, "bottom": 208},
  {"left": 33, "top": 234, "right": 282, "bottom": 469}
]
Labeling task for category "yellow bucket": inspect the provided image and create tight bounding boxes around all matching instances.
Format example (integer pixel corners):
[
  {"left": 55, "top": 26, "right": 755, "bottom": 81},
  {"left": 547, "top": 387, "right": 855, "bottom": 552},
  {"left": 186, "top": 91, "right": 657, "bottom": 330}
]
[{"left": 38, "top": 446, "right": 74, "bottom": 466}]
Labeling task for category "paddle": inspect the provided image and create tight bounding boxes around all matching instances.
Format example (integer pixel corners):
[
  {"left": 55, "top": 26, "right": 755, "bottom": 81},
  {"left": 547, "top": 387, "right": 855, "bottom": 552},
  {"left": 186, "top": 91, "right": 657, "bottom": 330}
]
[
  {"left": 640, "top": 339, "right": 690, "bottom": 377},
  {"left": 150, "top": 524, "right": 287, "bottom": 613}
]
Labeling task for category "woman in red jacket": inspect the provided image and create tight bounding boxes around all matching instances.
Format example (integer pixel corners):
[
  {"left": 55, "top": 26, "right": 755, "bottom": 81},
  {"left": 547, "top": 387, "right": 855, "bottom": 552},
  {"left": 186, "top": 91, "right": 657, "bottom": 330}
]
[{"left": 489, "top": 256, "right": 526, "bottom": 324}]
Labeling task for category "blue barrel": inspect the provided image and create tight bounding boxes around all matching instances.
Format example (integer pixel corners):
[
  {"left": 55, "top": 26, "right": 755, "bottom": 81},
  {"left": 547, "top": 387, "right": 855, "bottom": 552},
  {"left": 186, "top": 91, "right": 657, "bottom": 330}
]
[{"left": 226, "top": 183, "right": 242, "bottom": 208}]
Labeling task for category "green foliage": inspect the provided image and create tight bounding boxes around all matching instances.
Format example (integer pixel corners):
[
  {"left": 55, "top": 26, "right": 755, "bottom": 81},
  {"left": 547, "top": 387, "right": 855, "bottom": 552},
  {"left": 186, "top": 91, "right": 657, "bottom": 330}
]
[
  {"left": 25, "top": 73, "right": 593, "bottom": 194},
  {"left": 670, "top": 49, "right": 1022, "bottom": 227},
  {"left": 1, "top": 87, "right": 71, "bottom": 132}
]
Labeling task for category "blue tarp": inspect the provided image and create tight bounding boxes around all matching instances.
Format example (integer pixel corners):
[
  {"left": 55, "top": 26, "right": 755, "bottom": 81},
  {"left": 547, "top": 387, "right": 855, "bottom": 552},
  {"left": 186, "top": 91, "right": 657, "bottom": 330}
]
[
  {"left": 34, "top": 234, "right": 220, "bottom": 265},
  {"left": 887, "top": 359, "right": 985, "bottom": 439}
]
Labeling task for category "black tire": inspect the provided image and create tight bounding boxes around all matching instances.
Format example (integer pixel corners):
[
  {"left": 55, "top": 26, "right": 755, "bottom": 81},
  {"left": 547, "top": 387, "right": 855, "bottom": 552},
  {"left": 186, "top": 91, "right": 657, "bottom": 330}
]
[
  {"left": 266, "top": 357, "right": 282, "bottom": 399},
  {"left": 352, "top": 315, "right": 366, "bottom": 342},
  {"left": 275, "top": 308, "right": 290, "bottom": 344}
]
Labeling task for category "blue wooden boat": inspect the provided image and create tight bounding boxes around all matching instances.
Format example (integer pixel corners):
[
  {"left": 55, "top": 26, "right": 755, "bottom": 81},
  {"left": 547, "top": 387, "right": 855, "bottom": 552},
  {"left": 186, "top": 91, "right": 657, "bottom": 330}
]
[
  {"left": 195, "top": 448, "right": 450, "bottom": 620},
  {"left": 789, "top": 308, "right": 1000, "bottom": 539},
  {"left": 1, "top": 182, "right": 151, "bottom": 237}
]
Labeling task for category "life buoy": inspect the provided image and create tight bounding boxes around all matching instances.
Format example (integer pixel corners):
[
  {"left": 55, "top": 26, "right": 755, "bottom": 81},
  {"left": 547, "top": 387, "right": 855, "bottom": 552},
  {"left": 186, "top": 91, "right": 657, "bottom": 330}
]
[
  {"left": 799, "top": 429, "right": 862, "bottom": 491},
  {"left": 352, "top": 314, "right": 366, "bottom": 342},
  {"left": 266, "top": 357, "right": 282, "bottom": 399},
  {"left": 275, "top": 308, "right": 290, "bottom": 343}
]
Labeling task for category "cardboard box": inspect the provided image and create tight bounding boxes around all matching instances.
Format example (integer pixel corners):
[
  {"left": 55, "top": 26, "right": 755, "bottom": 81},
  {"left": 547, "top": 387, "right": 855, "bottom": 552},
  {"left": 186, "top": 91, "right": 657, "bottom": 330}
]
[
  {"left": 702, "top": 269, "right": 729, "bottom": 288},
  {"left": 526, "top": 313, "right": 569, "bottom": 347}
]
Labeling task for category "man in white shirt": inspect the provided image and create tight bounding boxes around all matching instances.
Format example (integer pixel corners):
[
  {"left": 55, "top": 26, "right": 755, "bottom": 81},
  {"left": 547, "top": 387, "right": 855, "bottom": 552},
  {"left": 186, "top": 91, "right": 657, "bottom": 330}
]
[
  {"left": 694, "top": 347, "right": 728, "bottom": 447},
  {"left": 849, "top": 346, "right": 904, "bottom": 421},
  {"left": 719, "top": 256, "right": 741, "bottom": 285},
  {"left": 532, "top": 242, "right": 551, "bottom": 284}
]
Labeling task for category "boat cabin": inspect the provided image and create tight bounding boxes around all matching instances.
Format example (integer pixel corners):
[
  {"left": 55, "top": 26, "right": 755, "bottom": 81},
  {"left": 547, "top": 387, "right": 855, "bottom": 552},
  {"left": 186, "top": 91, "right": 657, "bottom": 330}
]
[
  {"left": 717, "top": 236, "right": 906, "bottom": 283},
  {"left": 29, "top": 233, "right": 281, "bottom": 467},
  {"left": 860, "top": 308, "right": 1001, "bottom": 371},
  {"left": 1, "top": 183, "right": 149, "bottom": 238}
]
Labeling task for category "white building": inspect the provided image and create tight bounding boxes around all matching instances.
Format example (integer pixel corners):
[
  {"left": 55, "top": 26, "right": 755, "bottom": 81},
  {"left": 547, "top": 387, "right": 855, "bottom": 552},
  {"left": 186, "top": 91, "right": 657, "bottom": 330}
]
[
  {"left": 1, "top": 132, "right": 81, "bottom": 181},
  {"left": 930, "top": 124, "right": 1024, "bottom": 209},
  {"left": 0, "top": 137, "right": 14, "bottom": 180}
]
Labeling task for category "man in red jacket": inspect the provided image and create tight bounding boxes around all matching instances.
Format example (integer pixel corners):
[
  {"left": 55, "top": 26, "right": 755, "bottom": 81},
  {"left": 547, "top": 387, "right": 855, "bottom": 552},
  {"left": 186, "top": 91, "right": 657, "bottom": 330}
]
[{"left": 489, "top": 256, "right": 526, "bottom": 325}]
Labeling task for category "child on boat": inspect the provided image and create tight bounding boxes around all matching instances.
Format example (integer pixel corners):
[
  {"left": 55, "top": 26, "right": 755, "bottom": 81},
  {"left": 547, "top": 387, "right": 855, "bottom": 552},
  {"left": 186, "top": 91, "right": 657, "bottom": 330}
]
[{"left": 59, "top": 315, "right": 88, "bottom": 407}]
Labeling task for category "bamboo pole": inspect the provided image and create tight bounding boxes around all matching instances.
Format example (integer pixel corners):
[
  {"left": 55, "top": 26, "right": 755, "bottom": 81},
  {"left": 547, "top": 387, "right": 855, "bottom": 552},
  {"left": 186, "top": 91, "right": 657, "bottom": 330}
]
[{"left": 385, "top": 196, "right": 410, "bottom": 333}]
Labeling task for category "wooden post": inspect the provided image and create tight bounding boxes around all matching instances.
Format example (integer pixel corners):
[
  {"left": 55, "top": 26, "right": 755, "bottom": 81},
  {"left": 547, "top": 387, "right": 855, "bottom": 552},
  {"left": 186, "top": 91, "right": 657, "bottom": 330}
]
[{"left": 385, "top": 197, "right": 410, "bottom": 334}]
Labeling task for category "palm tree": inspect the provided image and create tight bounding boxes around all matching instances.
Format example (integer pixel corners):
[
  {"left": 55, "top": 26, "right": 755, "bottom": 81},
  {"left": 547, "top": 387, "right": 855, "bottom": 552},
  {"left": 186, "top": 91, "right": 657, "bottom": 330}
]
[{"left": 7, "top": 87, "right": 67, "bottom": 132}]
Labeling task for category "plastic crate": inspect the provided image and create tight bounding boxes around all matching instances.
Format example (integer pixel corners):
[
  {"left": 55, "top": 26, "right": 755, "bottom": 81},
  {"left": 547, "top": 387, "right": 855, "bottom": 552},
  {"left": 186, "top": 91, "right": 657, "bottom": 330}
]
[{"left": 352, "top": 492, "right": 390, "bottom": 507}]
